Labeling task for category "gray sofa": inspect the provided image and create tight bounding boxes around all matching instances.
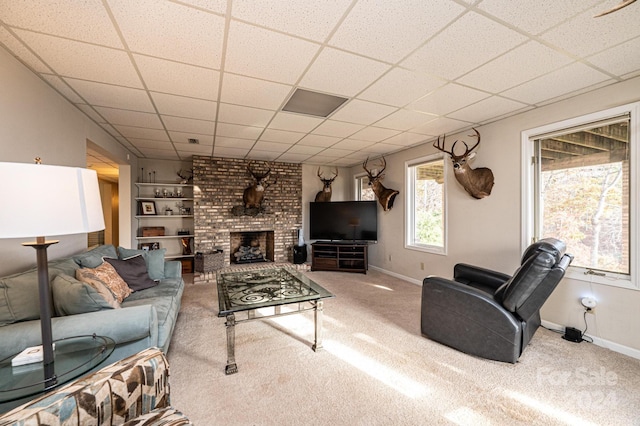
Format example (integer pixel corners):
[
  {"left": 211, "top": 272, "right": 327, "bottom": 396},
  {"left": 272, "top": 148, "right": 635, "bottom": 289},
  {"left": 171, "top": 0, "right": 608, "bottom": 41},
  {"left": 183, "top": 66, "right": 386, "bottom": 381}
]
[{"left": 0, "top": 244, "right": 184, "bottom": 412}]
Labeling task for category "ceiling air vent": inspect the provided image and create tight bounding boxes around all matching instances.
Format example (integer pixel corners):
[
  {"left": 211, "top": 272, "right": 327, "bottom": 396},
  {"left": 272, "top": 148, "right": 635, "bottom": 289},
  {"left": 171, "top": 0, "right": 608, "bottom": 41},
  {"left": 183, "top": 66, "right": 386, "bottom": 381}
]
[
  {"left": 282, "top": 88, "right": 348, "bottom": 117},
  {"left": 188, "top": 138, "right": 199, "bottom": 144}
]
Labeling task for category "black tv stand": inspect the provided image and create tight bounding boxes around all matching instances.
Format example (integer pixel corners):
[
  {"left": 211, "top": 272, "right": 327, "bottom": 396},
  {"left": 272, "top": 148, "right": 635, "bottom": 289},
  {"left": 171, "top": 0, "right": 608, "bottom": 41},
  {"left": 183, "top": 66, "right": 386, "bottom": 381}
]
[{"left": 311, "top": 242, "right": 368, "bottom": 274}]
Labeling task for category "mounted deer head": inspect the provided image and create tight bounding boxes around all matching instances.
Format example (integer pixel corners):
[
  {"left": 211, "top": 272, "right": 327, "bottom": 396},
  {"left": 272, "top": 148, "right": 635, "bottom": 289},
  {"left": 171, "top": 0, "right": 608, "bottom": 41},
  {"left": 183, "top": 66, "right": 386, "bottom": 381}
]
[
  {"left": 363, "top": 156, "right": 400, "bottom": 211},
  {"left": 243, "top": 161, "right": 275, "bottom": 208},
  {"left": 433, "top": 128, "right": 494, "bottom": 199},
  {"left": 314, "top": 167, "right": 338, "bottom": 202}
]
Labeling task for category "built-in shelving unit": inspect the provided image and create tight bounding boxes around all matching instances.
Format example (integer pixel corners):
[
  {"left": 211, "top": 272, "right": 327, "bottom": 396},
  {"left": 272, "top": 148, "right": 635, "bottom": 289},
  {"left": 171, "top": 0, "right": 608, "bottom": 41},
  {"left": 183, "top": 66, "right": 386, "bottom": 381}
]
[
  {"left": 311, "top": 242, "right": 368, "bottom": 274},
  {"left": 134, "top": 183, "right": 194, "bottom": 261}
]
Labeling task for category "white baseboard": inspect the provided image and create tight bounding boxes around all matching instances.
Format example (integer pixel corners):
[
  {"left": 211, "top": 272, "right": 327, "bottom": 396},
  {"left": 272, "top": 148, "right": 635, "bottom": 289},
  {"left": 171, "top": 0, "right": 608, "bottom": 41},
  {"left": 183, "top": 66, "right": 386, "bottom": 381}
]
[
  {"left": 541, "top": 320, "right": 640, "bottom": 361},
  {"left": 370, "top": 266, "right": 640, "bottom": 361}
]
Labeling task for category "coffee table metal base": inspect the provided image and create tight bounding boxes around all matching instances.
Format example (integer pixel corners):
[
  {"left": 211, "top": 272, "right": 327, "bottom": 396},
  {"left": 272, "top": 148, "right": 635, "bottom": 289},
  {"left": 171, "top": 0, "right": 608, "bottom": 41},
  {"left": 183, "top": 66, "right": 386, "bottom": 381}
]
[{"left": 224, "top": 300, "right": 324, "bottom": 375}]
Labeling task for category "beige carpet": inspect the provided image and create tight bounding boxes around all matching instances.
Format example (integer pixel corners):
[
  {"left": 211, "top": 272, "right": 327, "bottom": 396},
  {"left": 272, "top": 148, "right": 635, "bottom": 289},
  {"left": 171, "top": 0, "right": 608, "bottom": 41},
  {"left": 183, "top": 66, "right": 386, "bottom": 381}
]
[{"left": 167, "top": 269, "right": 640, "bottom": 425}]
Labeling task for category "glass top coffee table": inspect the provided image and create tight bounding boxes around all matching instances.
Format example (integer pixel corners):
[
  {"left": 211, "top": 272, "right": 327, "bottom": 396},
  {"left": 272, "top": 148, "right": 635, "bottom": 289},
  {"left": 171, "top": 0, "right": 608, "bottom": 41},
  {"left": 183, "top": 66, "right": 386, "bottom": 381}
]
[{"left": 216, "top": 266, "right": 334, "bottom": 374}]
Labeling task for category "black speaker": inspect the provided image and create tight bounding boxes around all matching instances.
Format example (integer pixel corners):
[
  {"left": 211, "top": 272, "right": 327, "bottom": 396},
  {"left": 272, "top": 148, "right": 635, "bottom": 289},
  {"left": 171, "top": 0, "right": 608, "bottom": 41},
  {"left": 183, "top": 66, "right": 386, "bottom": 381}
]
[
  {"left": 293, "top": 245, "right": 307, "bottom": 264},
  {"left": 562, "top": 327, "right": 582, "bottom": 343}
]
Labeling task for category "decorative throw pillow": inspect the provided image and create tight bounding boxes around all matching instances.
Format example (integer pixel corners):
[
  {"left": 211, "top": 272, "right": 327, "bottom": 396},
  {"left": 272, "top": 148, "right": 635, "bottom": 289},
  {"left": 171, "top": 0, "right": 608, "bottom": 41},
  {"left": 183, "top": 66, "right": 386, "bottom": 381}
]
[
  {"left": 52, "top": 274, "right": 118, "bottom": 316},
  {"left": 72, "top": 270, "right": 121, "bottom": 309},
  {"left": 72, "top": 245, "right": 118, "bottom": 268},
  {"left": 118, "top": 247, "right": 166, "bottom": 281},
  {"left": 104, "top": 255, "right": 158, "bottom": 292},
  {"left": 76, "top": 262, "right": 132, "bottom": 303}
]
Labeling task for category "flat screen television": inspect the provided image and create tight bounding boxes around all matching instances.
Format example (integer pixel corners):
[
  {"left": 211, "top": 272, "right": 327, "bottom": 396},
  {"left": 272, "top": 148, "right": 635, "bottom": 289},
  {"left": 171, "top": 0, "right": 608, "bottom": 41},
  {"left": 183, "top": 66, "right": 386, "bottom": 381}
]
[{"left": 309, "top": 201, "right": 378, "bottom": 243}]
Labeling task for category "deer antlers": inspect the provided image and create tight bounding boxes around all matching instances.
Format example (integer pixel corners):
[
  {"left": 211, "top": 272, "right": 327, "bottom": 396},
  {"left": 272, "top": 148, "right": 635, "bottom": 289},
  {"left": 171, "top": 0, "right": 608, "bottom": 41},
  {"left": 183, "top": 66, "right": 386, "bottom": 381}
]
[
  {"left": 433, "top": 128, "right": 481, "bottom": 160},
  {"left": 317, "top": 166, "right": 338, "bottom": 181},
  {"left": 362, "top": 156, "right": 386, "bottom": 179}
]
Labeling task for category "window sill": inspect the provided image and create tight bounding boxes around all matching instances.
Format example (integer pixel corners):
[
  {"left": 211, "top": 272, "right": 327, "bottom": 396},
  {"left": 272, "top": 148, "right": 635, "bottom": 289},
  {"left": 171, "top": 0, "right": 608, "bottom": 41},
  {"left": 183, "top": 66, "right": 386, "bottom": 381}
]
[
  {"left": 405, "top": 243, "right": 446, "bottom": 256},
  {"left": 565, "top": 267, "right": 637, "bottom": 291}
]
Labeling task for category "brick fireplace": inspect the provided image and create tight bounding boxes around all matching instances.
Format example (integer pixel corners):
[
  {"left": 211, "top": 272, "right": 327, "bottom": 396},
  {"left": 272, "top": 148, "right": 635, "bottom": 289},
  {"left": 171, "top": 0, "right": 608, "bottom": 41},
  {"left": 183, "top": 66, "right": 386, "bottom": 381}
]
[{"left": 192, "top": 156, "right": 302, "bottom": 279}]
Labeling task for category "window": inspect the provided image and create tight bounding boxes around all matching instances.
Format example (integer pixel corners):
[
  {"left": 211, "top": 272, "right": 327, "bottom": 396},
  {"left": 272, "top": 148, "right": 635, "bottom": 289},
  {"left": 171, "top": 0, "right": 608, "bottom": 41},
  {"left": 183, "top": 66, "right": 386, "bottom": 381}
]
[
  {"left": 522, "top": 102, "right": 639, "bottom": 289},
  {"left": 355, "top": 173, "right": 375, "bottom": 201},
  {"left": 405, "top": 155, "right": 446, "bottom": 254}
]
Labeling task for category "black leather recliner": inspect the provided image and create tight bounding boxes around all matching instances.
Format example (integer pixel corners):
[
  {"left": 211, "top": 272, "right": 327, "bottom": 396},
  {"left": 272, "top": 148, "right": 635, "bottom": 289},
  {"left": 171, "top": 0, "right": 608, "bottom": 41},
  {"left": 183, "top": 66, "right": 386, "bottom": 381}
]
[{"left": 421, "top": 238, "right": 573, "bottom": 363}]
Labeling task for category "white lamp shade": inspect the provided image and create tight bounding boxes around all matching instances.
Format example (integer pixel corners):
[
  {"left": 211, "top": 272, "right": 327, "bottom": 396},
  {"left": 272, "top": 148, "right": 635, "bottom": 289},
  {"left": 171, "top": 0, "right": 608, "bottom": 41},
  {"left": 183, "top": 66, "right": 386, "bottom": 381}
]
[{"left": 0, "top": 162, "right": 105, "bottom": 238}]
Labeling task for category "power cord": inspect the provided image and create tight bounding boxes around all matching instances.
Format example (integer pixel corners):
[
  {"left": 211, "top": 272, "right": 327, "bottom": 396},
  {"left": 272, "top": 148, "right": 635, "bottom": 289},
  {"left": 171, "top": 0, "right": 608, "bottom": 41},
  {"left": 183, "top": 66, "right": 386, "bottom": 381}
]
[{"left": 581, "top": 310, "right": 594, "bottom": 343}]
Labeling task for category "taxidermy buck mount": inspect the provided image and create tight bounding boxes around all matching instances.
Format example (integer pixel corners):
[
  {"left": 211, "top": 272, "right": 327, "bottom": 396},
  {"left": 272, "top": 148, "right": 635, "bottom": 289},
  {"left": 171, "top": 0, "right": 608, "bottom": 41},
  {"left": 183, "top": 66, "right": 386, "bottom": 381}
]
[
  {"left": 233, "top": 161, "right": 277, "bottom": 216},
  {"left": 314, "top": 167, "right": 338, "bottom": 202},
  {"left": 362, "top": 156, "right": 400, "bottom": 211},
  {"left": 433, "top": 128, "right": 494, "bottom": 199}
]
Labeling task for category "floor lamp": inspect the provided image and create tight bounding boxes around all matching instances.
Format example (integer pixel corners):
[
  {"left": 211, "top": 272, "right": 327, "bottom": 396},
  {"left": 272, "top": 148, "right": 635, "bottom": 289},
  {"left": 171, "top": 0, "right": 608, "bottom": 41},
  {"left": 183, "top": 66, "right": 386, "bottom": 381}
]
[{"left": 0, "top": 161, "right": 105, "bottom": 389}]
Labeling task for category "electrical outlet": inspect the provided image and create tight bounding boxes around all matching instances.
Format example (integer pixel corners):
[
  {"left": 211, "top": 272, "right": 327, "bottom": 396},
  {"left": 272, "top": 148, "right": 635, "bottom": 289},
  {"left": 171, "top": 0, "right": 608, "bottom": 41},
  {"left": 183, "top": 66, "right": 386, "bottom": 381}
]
[{"left": 420, "top": 262, "right": 424, "bottom": 270}]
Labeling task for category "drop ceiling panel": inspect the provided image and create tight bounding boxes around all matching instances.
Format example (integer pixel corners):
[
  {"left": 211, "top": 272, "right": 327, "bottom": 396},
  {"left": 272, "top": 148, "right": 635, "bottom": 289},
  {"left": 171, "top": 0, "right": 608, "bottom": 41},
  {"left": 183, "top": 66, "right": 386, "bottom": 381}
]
[
  {"left": 215, "top": 123, "right": 263, "bottom": 140},
  {"left": 252, "top": 141, "right": 292, "bottom": 153},
  {"left": 177, "top": 0, "right": 227, "bottom": 14},
  {"left": 300, "top": 47, "right": 390, "bottom": 97},
  {"left": 134, "top": 55, "right": 219, "bottom": 100},
  {"left": 297, "top": 134, "right": 342, "bottom": 147},
  {"left": 330, "top": 139, "right": 374, "bottom": 151},
  {"left": 215, "top": 137, "right": 256, "bottom": 149},
  {"left": 587, "top": 36, "right": 640, "bottom": 77},
  {"left": 220, "top": 74, "right": 293, "bottom": 110},
  {"left": 363, "top": 143, "right": 401, "bottom": 154},
  {"left": 246, "top": 150, "right": 280, "bottom": 161},
  {"left": 15, "top": 30, "right": 142, "bottom": 87},
  {"left": 128, "top": 138, "right": 175, "bottom": 149},
  {"left": 286, "top": 144, "right": 325, "bottom": 155},
  {"left": 114, "top": 125, "right": 170, "bottom": 141},
  {"left": 173, "top": 143, "right": 214, "bottom": 155},
  {"left": 321, "top": 147, "right": 356, "bottom": 157},
  {"left": 409, "top": 83, "right": 490, "bottom": 116},
  {"left": 412, "top": 117, "right": 474, "bottom": 136},
  {"left": 259, "top": 129, "right": 305, "bottom": 144},
  {"left": 374, "top": 109, "right": 436, "bottom": 132},
  {"left": 225, "top": 21, "right": 320, "bottom": 84},
  {"left": 330, "top": 100, "right": 398, "bottom": 125},
  {"left": 162, "top": 116, "right": 215, "bottom": 135},
  {"left": 278, "top": 153, "right": 312, "bottom": 163},
  {"left": 358, "top": 67, "right": 446, "bottom": 107},
  {"left": 169, "top": 132, "right": 214, "bottom": 146},
  {"left": 448, "top": 96, "right": 529, "bottom": 123},
  {"left": 107, "top": 0, "right": 225, "bottom": 68},
  {"left": 150, "top": 92, "right": 217, "bottom": 121},
  {"left": 231, "top": 0, "right": 352, "bottom": 41},
  {"left": 457, "top": 41, "right": 573, "bottom": 93},
  {"left": 350, "top": 127, "right": 401, "bottom": 142},
  {"left": 1, "top": 0, "right": 123, "bottom": 47},
  {"left": 311, "top": 120, "right": 364, "bottom": 138},
  {"left": 42, "top": 75, "right": 83, "bottom": 103},
  {"left": 214, "top": 146, "right": 250, "bottom": 158},
  {"left": 0, "top": 28, "right": 52, "bottom": 73},
  {"left": 329, "top": 0, "right": 465, "bottom": 63},
  {"left": 502, "top": 63, "right": 611, "bottom": 105},
  {"left": 384, "top": 132, "right": 428, "bottom": 147},
  {"left": 401, "top": 12, "right": 528, "bottom": 81},
  {"left": 64, "top": 78, "right": 155, "bottom": 112},
  {"left": 94, "top": 107, "right": 163, "bottom": 128},
  {"left": 268, "top": 112, "right": 324, "bottom": 132},
  {"left": 139, "top": 147, "right": 179, "bottom": 159},
  {"left": 76, "top": 104, "right": 105, "bottom": 123},
  {"left": 218, "top": 103, "right": 274, "bottom": 127}
]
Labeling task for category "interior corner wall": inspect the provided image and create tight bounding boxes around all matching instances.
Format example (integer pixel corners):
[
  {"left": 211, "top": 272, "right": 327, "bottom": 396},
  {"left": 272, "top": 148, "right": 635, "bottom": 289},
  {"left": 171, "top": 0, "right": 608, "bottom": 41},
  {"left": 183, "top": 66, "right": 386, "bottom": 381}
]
[
  {"left": 0, "top": 47, "right": 136, "bottom": 276},
  {"left": 351, "top": 76, "right": 640, "bottom": 354}
]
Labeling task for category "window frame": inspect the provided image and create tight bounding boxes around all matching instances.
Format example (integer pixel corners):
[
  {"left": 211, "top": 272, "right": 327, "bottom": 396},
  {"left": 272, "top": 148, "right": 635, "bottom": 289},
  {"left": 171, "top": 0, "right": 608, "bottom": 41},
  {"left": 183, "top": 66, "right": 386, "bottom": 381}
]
[
  {"left": 521, "top": 102, "right": 640, "bottom": 290},
  {"left": 354, "top": 172, "right": 370, "bottom": 201},
  {"left": 404, "top": 153, "right": 448, "bottom": 255}
]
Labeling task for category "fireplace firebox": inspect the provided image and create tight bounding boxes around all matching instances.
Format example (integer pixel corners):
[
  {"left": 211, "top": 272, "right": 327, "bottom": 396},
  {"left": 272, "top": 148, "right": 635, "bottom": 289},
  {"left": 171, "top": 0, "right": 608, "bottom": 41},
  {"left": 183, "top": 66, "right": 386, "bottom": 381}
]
[{"left": 230, "top": 231, "right": 274, "bottom": 264}]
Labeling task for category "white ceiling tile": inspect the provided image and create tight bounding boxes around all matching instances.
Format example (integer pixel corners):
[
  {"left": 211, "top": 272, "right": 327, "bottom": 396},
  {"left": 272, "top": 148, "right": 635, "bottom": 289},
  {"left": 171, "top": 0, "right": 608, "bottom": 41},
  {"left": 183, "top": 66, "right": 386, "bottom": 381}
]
[
  {"left": 134, "top": 55, "right": 219, "bottom": 100},
  {"left": 231, "top": 0, "right": 351, "bottom": 41},
  {"left": 76, "top": 104, "right": 105, "bottom": 123},
  {"left": 312, "top": 120, "right": 364, "bottom": 137},
  {"left": 541, "top": 3, "right": 640, "bottom": 57},
  {"left": 287, "top": 145, "right": 325, "bottom": 155},
  {"left": 218, "top": 104, "right": 274, "bottom": 127},
  {"left": 277, "top": 153, "right": 312, "bottom": 163},
  {"left": 1, "top": 0, "right": 123, "bottom": 47},
  {"left": 502, "top": 63, "right": 611, "bottom": 105},
  {"left": 384, "top": 132, "right": 428, "bottom": 147},
  {"left": 173, "top": 143, "right": 214, "bottom": 155},
  {"left": 15, "top": 30, "right": 142, "bottom": 87},
  {"left": 297, "top": 134, "right": 341, "bottom": 147},
  {"left": 213, "top": 146, "right": 250, "bottom": 158},
  {"left": 478, "top": 0, "right": 601, "bottom": 35},
  {"left": 225, "top": 21, "right": 320, "bottom": 84},
  {"left": 374, "top": 109, "right": 436, "bottom": 131},
  {"left": 329, "top": 0, "right": 465, "bottom": 63},
  {"left": 246, "top": 150, "right": 280, "bottom": 161},
  {"left": 330, "top": 139, "right": 375, "bottom": 151},
  {"left": 358, "top": 67, "right": 446, "bottom": 107},
  {"left": 127, "top": 138, "right": 174, "bottom": 149},
  {"left": 259, "top": 129, "right": 305, "bottom": 143},
  {"left": 114, "top": 125, "right": 170, "bottom": 141},
  {"left": 95, "top": 107, "right": 163, "bottom": 128},
  {"left": 457, "top": 41, "right": 573, "bottom": 93},
  {"left": 162, "top": 116, "right": 214, "bottom": 135},
  {"left": 176, "top": 0, "right": 227, "bottom": 14},
  {"left": 139, "top": 148, "right": 179, "bottom": 159},
  {"left": 220, "top": 74, "right": 293, "bottom": 110},
  {"left": 363, "top": 143, "right": 401, "bottom": 154},
  {"left": 215, "top": 137, "right": 256, "bottom": 149},
  {"left": 409, "top": 83, "right": 490, "bottom": 116},
  {"left": 42, "top": 75, "right": 83, "bottom": 103},
  {"left": 150, "top": 92, "right": 217, "bottom": 121},
  {"left": 411, "top": 117, "right": 472, "bottom": 136},
  {"left": 107, "top": 0, "right": 224, "bottom": 68},
  {"left": 350, "top": 127, "right": 401, "bottom": 142},
  {"left": 268, "top": 112, "right": 324, "bottom": 132},
  {"left": 169, "top": 132, "right": 214, "bottom": 145},
  {"left": 300, "top": 48, "right": 390, "bottom": 97},
  {"left": 448, "top": 96, "right": 529, "bottom": 123},
  {"left": 64, "top": 78, "right": 154, "bottom": 112},
  {"left": 330, "top": 100, "right": 397, "bottom": 125},
  {"left": 252, "top": 141, "right": 292, "bottom": 153},
  {"left": 215, "top": 123, "right": 263, "bottom": 140},
  {"left": 587, "top": 37, "right": 640, "bottom": 78},
  {"left": 321, "top": 147, "right": 355, "bottom": 157},
  {"left": 0, "top": 27, "right": 51, "bottom": 73},
  {"left": 402, "top": 12, "right": 527, "bottom": 80}
]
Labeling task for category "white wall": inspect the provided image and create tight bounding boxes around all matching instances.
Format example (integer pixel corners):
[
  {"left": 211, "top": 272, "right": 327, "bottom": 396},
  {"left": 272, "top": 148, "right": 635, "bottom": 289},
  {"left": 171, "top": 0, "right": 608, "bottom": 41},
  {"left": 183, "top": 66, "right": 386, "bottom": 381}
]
[
  {"left": 0, "top": 47, "right": 136, "bottom": 275},
  {"left": 349, "top": 76, "right": 640, "bottom": 355}
]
